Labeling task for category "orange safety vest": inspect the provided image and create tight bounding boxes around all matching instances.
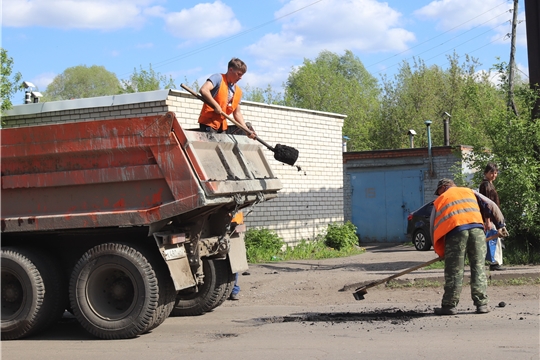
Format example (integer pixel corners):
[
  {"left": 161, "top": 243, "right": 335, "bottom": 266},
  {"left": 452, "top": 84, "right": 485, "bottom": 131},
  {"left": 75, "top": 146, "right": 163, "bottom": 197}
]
[
  {"left": 198, "top": 74, "right": 242, "bottom": 131},
  {"left": 432, "top": 187, "right": 483, "bottom": 257}
]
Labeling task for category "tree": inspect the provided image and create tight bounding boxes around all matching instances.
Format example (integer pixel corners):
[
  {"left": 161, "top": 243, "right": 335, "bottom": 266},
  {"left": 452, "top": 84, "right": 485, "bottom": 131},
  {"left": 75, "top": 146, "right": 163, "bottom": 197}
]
[
  {"left": 243, "top": 84, "right": 284, "bottom": 105},
  {"left": 374, "top": 54, "right": 502, "bottom": 150},
  {"left": 121, "top": 64, "right": 176, "bottom": 93},
  {"left": 463, "top": 63, "right": 540, "bottom": 263},
  {"left": 1, "top": 48, "right": 23, "bottom": 112},
  {"left": 283, "top": 50, "right": 380, "bottom": 151},
  {"left": 43, "top": 65, "right": 121, "bottom": 101}
]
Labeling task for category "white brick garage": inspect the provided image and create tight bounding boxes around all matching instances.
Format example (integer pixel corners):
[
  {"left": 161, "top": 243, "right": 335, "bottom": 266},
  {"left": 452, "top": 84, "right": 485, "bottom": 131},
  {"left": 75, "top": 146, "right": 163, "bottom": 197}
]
[{"left": 3, "top": 89, "right": 346, "bottom": 244}]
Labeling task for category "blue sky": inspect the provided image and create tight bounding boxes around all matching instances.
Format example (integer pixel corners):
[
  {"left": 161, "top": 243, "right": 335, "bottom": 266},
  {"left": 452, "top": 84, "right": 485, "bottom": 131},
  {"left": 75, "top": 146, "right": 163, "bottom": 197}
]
[{"left": 2, "top": 0, "right": 529, "bottom": 104}]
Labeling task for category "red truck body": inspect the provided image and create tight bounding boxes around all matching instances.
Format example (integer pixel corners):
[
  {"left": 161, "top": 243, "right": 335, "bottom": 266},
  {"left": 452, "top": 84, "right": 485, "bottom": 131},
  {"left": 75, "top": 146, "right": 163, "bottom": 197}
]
[
  {"left": 1, "top": 112, "right": 279, "bottom": 232},
  {"left": 1, "top": 111, "right": 281, "bottom": 340}
]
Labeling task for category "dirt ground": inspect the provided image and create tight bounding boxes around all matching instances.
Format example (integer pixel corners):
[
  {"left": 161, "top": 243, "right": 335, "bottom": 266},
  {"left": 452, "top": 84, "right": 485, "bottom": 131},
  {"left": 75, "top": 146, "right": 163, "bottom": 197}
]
[
  {"left": 3, "top": 244, "right": 538, "bottom": 360},
  {"left": 221, "top": 243, "right": 540, "bottom": 310}
]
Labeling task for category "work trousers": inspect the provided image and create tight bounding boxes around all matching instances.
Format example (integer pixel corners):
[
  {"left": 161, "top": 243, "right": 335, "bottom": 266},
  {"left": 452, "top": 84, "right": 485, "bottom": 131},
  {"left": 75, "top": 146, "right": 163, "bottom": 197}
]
[{"left": 442, "top": 227, "right": 488, "bottom": 308}]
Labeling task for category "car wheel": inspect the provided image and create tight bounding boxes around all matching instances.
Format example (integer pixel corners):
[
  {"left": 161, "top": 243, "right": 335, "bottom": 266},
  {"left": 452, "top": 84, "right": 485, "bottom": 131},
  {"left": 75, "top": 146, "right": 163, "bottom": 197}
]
[{"left": 413, "top": 230, "right": 431, "bottom": 251}]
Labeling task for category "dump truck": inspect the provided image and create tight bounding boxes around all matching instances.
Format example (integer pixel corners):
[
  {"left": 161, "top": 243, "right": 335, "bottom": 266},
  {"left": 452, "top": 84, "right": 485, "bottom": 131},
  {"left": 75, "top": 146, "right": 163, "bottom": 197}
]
[{"left": 1, "top": 111, "right": 282, "bottom": 340}]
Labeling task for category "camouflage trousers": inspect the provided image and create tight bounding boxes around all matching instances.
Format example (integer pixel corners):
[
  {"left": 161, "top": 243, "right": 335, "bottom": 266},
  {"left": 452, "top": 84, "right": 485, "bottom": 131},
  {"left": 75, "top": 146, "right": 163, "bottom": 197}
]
[{"left": 442, "top": 227, "right": 488, "bottom": 308}]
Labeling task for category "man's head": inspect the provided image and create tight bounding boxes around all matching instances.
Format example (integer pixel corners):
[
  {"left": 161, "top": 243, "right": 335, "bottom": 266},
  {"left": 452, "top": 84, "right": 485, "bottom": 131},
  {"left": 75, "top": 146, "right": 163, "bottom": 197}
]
[
  {"left": 226, "top": 58, "right": 247, "bottom": 84},
  {"left": 434, "top": 178, "right": 455, "bottom": 195}
]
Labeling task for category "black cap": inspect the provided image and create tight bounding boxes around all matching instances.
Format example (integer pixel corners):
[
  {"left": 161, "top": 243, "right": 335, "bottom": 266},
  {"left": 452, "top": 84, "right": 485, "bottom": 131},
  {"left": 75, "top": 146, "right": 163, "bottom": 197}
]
[{"left": 434, "top": 178, "right": 454, "bottom": 195}]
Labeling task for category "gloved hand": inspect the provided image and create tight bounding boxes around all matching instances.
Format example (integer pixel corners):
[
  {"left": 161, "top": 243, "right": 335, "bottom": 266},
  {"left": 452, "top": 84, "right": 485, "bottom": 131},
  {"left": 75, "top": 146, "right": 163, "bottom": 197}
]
[{"left": 498, "top": 227, "right": 509, "bottom": 237}]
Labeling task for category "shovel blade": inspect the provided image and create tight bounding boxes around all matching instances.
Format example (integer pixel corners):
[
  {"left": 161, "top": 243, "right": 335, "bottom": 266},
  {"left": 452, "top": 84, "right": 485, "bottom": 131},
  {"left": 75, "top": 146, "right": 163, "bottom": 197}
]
[
  {"left": 353, "top": 288, "right": 367, "bottom": 301},
  {"left": 274, "top": 144, "right": 299, "bottom": 166}
]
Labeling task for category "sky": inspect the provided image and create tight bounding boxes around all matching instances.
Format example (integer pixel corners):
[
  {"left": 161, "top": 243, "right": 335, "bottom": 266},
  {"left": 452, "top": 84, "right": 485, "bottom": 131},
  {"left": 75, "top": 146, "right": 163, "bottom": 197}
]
[{"left": 2, "top": 0, "right": 530, "bottom": 105}]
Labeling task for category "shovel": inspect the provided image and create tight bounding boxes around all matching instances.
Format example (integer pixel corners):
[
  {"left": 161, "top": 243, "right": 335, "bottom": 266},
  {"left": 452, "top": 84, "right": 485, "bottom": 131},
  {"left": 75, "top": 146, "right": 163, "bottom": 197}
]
[
  {"left": 181, "top": 84, "right": 299, "bottom": 166},
  {"left": 353, "top": 256, "right": 443, "bottom": 300}
]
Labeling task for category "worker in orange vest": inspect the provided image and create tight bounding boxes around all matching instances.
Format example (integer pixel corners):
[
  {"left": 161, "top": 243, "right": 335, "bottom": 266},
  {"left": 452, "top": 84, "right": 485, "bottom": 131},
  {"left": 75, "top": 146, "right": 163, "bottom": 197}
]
[
  {"left": 430, "top": 178, "right": 506, "bottom": 315},
  {"left": 198, "top": 58, "right": 256, "bottom": 139}
]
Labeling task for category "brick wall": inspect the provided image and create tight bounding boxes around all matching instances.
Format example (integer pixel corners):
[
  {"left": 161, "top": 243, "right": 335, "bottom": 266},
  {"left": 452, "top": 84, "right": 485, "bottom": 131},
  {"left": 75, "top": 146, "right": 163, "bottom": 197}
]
[{"left": 2, "top": 89, "right": 346, "bottom": 244}]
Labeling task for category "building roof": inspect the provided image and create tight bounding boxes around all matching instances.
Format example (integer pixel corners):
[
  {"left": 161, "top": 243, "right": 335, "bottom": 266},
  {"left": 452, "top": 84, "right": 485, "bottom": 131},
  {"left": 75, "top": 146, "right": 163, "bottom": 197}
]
[{"left": 4, "top": 89, "right": 172, "bottom": 117}]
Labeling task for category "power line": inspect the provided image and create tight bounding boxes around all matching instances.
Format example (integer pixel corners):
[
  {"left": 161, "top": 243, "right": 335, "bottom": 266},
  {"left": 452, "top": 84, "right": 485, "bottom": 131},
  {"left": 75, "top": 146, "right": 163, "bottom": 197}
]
[
  {"left": 372, "top": 19, "right": 509, "bottom": 77},
  {"left": 366, "top": 1, "right": 511, "bottom": 70}
]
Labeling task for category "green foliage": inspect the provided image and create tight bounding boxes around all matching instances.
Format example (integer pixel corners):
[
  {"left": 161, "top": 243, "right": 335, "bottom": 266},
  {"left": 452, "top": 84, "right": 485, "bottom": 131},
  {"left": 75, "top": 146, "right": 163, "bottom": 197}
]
[
  {"left": 324, "top": 221, "right": 358, "bottom": 250},
  {"left": 243, "top": 84, "right": 284, "bottom": 105},
  {"left": 463, "top": 62, "right": 540, "bottom": 264},
  {"left": 244, "top": 228, "right": 285, "bottom": 263},
  {"left": 374, "top": 53, "right": 502, "bottom": 150},
  {"left": 1, "top": 48, "right": 23, "bottom": 113},
  {"left": 43, "top": 65, "right": 121, "bottom": 101},
  {"left": 283, "top": 50, "right": 380, "bottom": 150},
  {"left": 245, "top": 223, "right": 364, "bottom": 264},
  {"left": 121, "top": 64, "right": 176, "bottom": 93}
]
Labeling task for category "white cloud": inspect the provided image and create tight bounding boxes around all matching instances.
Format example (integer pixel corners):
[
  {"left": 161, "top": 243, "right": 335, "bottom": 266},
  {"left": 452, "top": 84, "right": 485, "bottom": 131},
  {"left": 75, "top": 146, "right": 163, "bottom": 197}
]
[
  {"left": 136, "top": 43, "right": 154, "bottom": 49},
  {"left": 414, "top": 0, "right": 512, "bottom": 31},
  {"left": 3, "top": 0, "right": 151, "bottom": 30},
  {"left": 247, "top": 0, "right": 415, "bottom": 64},
  {"left": 489, "top": 10, "right": 527, "bottom": 47},
  {"left": 242, "top": 66, "right": 291, "bottom": 90},
  {"left": 160, "top": 1, "right": 241, "bottom": 41},
  {"left": 30, "top": 72, "right": 57, "bottom": 91}
]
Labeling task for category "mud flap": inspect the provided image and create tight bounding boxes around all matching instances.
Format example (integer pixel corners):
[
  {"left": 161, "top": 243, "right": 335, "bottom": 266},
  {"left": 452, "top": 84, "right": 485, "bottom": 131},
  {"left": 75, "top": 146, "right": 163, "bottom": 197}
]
[
  {"left": 165, "top": 256, "right": 197, "bottom": 291},
  {"left": 228, "top": 231, "right": 249, "bottom": 274},
  {"left": 153, "top": 234, "right": 197, "bottom": 291}
]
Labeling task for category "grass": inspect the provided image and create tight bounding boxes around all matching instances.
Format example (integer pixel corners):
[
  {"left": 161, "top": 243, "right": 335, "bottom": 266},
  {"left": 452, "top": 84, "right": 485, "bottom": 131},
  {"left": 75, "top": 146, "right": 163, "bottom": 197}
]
[
  {"left": 384, "top": 276, "right": 540, "bottom": 289},
  {"left": 405, "top": 241, "right": 540, "bottom": 266},
  {"left": 248, "top": 238, "right": 365, "bottom": 264},
  {"left": 245, "top": 224, "right": 365, "bottom": 264}
]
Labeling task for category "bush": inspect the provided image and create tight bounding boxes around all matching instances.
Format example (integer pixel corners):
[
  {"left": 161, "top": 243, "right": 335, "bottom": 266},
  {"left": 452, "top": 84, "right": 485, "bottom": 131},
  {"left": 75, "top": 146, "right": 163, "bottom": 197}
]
[
  {"left": 244, "top": 228, "right": 284, "bottom": 263},
  {"left": 324, "top": 221, "right": 358, "bottom": 250},
  {"left": 244, "top": 224, "right": 365, "bottom": 264}
]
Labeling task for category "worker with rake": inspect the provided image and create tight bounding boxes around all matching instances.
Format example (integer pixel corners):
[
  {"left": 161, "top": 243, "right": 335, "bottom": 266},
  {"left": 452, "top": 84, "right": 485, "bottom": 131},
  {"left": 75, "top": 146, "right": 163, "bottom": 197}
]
[{"left": 430, "top": 178, "right": 507, "bottom": 315}]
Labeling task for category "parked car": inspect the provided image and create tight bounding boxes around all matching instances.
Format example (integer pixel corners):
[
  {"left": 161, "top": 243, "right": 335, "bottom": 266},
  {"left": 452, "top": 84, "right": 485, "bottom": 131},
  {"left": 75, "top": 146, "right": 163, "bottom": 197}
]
[{"left": 406, "top": 201, "right": 434, "bottom": 251}]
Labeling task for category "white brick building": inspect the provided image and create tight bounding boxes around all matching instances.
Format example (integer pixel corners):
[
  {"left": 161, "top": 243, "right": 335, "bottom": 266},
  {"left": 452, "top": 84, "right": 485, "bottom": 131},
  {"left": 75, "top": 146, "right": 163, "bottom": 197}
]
[{"left": 2, "top": 89, "right": 346, "bottom": 244}]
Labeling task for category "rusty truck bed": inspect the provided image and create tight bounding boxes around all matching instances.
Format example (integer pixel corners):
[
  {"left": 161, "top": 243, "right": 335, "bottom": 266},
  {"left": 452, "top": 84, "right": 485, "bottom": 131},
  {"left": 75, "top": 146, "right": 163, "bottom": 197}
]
[{"left": 1, "top": 112, "right": 281, "bottom": 233}]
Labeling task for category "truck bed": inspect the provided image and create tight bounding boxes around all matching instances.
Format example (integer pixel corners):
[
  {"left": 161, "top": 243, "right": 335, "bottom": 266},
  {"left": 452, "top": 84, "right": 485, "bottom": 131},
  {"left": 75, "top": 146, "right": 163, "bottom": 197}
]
[{"left": 1, "top": 112, "right": 281, "bottom": 233}]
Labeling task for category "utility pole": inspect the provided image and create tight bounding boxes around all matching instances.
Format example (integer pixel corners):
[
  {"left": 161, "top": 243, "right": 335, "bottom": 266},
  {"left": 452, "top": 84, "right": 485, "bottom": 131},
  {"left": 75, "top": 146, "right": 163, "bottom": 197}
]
[
  {"left": 508, "top": 0, "right": 519, "bottom": 116},
  {"left": 525, "top": 0, "right": 540, "bottom": 120}
]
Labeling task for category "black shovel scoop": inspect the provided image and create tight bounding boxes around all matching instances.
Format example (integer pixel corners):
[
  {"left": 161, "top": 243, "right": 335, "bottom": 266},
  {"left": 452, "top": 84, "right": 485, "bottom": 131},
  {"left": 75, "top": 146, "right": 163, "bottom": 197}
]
[{"left": 181, "top": 84, "right": 299, "bottom": 166}]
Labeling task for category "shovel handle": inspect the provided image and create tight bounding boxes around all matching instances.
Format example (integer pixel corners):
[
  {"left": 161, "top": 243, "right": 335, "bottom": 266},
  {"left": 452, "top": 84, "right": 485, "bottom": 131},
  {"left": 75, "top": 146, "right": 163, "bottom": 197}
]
[
  {"left": 357, "top": 256, "right": 443, "bottom": 291},
  {"left": 180, "top": 84, "right": 275, "bottom": 151}
]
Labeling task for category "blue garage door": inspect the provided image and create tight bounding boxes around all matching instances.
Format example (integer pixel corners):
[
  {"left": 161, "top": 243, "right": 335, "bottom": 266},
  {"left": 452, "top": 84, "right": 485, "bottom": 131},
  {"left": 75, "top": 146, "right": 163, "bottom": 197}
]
[{"left": 350, "top": 169, "right": 424, "bottom": 242}]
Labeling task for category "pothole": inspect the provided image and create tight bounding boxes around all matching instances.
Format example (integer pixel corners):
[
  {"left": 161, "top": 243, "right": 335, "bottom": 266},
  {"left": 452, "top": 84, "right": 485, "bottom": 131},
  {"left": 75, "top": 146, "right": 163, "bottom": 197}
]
[
  {"left": 258, "top": 309, "right": 427, "bottom": 325},
  {"left": 214, "top": 333, "right": 239, "bottom": 338}
]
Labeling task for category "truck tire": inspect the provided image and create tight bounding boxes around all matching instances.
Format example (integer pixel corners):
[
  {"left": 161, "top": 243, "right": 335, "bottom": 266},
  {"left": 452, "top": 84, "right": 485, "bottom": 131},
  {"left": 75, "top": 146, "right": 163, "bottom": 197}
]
[
  {"left": 205, "top": 259, "right": 235, "bottom": 310},
  {"left": 1, "top": 247, "right": 66, "bottom": 340},
  {"left": 69, "top": 243, "right": 159, "bottom": 339},
  {"left": 171, "top": 258, "right": 234, "bottom": 317},
  {"left": 143, "top": 254, "right": 176, "bottom": 333}
]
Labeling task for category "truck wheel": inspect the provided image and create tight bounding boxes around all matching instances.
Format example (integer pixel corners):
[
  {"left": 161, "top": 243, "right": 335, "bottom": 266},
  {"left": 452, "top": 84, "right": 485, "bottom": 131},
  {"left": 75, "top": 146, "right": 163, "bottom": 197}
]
[
  {"left": 171, "top": 258, "right": 234, "bottom": 316},
  {"left": 69, "top": 243, "right": 159, "bottom": 339},
  {"left": 143, "top": 256, "right": 176, "bottom": 333},
  {"left": 1, "top": 247, "right": 66, "bottom": 340},
  {"left": 207, "top": 259, "right": 235, "bottom": 310}
]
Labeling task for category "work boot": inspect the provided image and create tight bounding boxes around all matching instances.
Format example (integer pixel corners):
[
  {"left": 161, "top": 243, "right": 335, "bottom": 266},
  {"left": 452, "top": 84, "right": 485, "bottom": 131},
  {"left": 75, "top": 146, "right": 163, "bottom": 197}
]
[
  {"left": 476, "top": 305, "right": 490, "bottom": 314},
  {"left": 434, "top": 306, "right": 457, "bottom": 315},
  {"left": 490, "top": 264, "right": 506, "bottom": 271}
]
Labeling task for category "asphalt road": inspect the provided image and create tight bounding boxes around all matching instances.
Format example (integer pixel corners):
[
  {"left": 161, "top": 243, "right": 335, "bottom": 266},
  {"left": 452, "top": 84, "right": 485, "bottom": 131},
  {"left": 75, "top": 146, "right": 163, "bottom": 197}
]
[{"left": 2, "top": 244, "right": 539, "bottom": 360}]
